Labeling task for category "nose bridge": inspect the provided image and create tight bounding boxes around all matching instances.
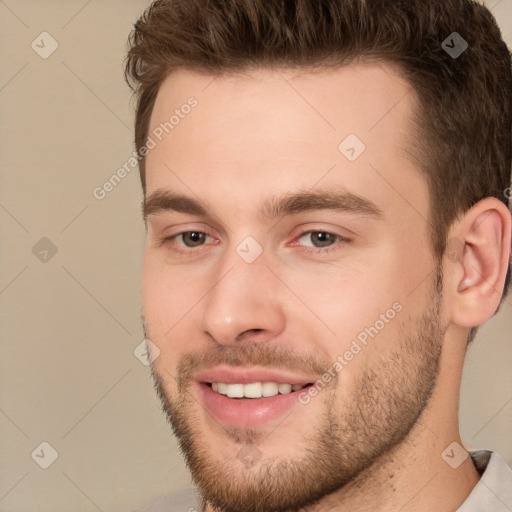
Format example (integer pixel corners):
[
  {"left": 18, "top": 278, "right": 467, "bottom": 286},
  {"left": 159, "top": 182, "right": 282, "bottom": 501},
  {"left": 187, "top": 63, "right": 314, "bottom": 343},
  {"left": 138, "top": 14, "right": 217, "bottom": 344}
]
[{"left": 201, "top": 242, "right": 285, "bottom": 344}]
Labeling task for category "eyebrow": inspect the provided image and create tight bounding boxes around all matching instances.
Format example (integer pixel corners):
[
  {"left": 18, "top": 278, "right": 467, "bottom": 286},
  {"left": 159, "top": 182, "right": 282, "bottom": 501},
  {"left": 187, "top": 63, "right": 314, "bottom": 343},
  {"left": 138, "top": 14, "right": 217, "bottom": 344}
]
[
  {"left": 143, "top": 187, "right": 384, "bottom": 222},
  {"left": 143, "top": 191, "right": 208, "bottom": 219},
  {"left": 261, "top": 189, "right": 383, "bottom": 220}
]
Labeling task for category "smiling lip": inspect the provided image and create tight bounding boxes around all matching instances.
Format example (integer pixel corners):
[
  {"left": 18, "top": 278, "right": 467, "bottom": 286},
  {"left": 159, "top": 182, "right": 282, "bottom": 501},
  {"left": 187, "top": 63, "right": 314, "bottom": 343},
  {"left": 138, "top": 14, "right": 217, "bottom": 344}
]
[
  {"left": 194, "top": 366, "right": 316, "bottom": 386},
  {"left": 193, "top": 366, "right": 317, "bottom": 428}
]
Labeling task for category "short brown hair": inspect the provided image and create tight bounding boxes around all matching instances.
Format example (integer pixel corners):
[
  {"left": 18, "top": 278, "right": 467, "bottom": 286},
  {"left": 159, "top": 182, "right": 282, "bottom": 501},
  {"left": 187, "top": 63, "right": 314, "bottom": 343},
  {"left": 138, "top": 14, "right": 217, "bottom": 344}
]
[{"left": 125, "top": 0, "right": 512, "bottom": 317}]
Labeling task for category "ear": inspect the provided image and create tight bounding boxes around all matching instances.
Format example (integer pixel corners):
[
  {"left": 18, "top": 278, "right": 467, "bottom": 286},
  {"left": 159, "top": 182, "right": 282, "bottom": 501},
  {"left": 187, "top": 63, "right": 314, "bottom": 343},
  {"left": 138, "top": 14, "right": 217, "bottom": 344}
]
[{"left": 445, "top": 197, "right": 511, "bottom": 328}]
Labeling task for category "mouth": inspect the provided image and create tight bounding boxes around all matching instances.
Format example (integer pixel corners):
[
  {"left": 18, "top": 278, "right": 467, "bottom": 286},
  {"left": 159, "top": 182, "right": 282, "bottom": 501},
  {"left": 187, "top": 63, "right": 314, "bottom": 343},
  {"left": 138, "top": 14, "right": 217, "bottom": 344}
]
[
  {"left": 208, "top": 381, "right": 310, "bottom": 399},
  {"left": 194, "top": 368, "right": 317, "bottom": 428}
]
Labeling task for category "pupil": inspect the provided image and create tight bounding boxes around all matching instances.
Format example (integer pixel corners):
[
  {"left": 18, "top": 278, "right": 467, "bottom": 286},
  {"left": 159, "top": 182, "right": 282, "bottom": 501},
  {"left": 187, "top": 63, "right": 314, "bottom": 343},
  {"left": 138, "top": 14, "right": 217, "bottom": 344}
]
[
  {"left": 184, "top": 232, "right": 205, "bottom": 247},
  {"left": 313, "top": 232, "right": 334, "bottom": 247}
]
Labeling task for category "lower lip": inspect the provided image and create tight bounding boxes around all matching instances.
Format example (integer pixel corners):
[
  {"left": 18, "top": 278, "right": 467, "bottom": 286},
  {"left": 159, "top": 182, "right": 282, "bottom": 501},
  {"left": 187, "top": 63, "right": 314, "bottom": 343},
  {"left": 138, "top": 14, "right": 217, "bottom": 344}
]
[{"left": 197, "top": 383, "right": 309, "bottom": 428}]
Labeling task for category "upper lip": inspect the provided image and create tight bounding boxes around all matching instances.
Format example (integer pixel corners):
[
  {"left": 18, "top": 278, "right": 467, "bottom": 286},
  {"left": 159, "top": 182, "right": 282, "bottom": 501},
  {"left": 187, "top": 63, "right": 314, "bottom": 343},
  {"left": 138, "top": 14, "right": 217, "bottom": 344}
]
[{"left": 194, "top": 366, "right": 317, "bottom": 385}]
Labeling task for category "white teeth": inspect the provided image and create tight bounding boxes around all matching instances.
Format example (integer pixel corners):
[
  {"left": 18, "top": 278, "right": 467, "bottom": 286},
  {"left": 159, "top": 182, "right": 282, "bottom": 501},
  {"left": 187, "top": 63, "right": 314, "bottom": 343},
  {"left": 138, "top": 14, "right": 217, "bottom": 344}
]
[
  {"left": 210, "top": 381, "right": 306, "bottom": 398},
  {"left": 244, "top": 382, "right": 262, "bottom": 398},
  {"left": 262, "top": 382, "right": 279, "bottom": 397},
  {"left": 226, "top": 384, "right": 244, "bottom": 398},
  {"left": 278, "top": 383, "right": 292, "bottom": 394}
]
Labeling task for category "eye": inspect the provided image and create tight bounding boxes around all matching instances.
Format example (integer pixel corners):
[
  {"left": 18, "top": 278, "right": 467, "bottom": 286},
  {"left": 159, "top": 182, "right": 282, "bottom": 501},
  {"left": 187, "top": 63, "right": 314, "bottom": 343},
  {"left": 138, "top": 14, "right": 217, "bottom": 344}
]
[
  {"left": 299, "top": 231, "right": 339, "bottom": 247},
  {"left": 299, "top": 231, "right": 338, "bottom": 248},
  {"left": 165, "top": 231, "right": 215, "bottom": 248},
  {"left": 294, "top": 231, "right": 350, "bottom": 253}
]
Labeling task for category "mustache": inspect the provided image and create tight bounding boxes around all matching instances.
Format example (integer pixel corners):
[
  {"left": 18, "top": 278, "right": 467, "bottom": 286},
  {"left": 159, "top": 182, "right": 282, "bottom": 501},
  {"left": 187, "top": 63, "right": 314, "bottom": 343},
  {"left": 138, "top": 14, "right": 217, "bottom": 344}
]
[
  {"left": 175, "top": 342, "right": 331, "bottom": 391},
  {"left": 142, "top": 315, "right": 333, "bottom": 390}
]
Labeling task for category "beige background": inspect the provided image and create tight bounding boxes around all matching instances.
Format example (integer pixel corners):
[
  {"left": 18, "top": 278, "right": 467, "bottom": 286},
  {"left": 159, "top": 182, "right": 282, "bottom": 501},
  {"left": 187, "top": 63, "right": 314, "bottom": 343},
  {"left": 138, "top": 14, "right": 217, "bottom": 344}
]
[{"left": 0, "top": 1, "right": 510, "bottom": 511}]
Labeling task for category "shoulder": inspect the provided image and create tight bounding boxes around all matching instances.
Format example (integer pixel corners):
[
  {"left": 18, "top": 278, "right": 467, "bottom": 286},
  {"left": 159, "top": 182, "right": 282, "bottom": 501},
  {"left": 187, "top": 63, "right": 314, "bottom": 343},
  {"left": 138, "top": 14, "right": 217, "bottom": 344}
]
[
  {"left": 117, "top": 486, "right": 202, "bottom": 512},
  {"left": 458, "top": 450, "right": 512, "bottom": 511}
]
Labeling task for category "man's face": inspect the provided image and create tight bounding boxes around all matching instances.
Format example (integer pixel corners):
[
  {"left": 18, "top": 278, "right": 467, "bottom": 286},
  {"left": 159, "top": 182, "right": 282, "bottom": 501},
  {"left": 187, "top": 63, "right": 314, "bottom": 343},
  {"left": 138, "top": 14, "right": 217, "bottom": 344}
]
[{"left": 142, "top": 64, "right": 447, "bottom": 512}]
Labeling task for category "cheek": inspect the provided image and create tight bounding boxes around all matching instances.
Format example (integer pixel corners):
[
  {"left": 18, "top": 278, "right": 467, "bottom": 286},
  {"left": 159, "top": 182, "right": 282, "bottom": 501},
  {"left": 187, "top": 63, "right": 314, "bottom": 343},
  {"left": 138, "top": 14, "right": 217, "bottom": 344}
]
[
  {"left": 142, "top": 253, "right": 204, "bottom": 360},
  {"left": 286, "top": 271, "right": 409, "bottom": 400},
  {"left": 280, "top": 254, "right": 418, "bottom": 370},
  {"left": 281, "top": 261, "right": 395, "bottom": 333}
]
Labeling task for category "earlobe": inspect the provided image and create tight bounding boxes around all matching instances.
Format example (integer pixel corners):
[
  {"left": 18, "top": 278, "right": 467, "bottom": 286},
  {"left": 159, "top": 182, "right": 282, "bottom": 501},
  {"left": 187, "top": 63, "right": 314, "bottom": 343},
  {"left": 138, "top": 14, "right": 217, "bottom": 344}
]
[{"left": 448, "top": 198, "right": 511, "bottom": 328}]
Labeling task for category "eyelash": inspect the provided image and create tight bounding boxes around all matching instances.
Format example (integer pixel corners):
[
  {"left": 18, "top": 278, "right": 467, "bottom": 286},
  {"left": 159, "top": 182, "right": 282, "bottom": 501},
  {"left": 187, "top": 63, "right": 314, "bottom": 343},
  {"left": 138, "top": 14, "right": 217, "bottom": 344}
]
[{"left": 161, "top": 230, "right": 350, "bottom": 255}]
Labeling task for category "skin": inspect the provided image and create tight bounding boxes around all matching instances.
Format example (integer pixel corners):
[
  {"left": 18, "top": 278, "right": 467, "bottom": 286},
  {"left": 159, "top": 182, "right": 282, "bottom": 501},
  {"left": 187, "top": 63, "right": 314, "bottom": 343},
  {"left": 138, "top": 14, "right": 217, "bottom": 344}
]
[{"left": 141, "top": 63, "right": 511, "bottom": 511}]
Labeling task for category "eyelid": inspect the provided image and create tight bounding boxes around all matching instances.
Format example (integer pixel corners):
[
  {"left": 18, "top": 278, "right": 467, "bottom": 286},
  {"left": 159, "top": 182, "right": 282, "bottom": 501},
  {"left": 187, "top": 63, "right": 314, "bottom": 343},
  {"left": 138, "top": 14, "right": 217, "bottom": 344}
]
[
  {"left": 157, "top": 221, "right": 217, "bottom": 239},
  {"left": 148, "top": 215, "right": 225, "bottom": 239},
  {"left": 289, "top": 222, "right": 353, "bottom": 242},
  {"left": 296, "top": 230, "right": 350, "bottom": 241}
]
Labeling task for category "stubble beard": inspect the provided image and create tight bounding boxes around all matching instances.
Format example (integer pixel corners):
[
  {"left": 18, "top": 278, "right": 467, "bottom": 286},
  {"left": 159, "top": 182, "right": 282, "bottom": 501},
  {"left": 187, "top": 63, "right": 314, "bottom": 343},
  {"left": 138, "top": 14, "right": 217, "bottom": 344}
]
[{"left": 148, "top": 269, "right": 446, "bottom": 512}]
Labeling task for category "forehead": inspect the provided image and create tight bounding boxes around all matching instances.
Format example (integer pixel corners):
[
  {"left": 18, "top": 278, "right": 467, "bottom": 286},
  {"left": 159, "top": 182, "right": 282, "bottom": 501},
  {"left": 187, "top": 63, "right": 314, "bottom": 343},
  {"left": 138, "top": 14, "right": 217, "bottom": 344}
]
[
  {"left": 148, "top": 62, "right": 414, "bottom": 154},
  {"left": 145, "top": 63, "right": 427, "bottom": 221}
]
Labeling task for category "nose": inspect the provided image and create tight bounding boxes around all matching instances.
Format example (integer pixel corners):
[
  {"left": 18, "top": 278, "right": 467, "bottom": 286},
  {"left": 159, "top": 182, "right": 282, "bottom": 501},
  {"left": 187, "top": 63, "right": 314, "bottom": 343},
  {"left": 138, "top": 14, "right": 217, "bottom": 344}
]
[{"left": 200, "top": 249, "right": 286, "bottom": 345}]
